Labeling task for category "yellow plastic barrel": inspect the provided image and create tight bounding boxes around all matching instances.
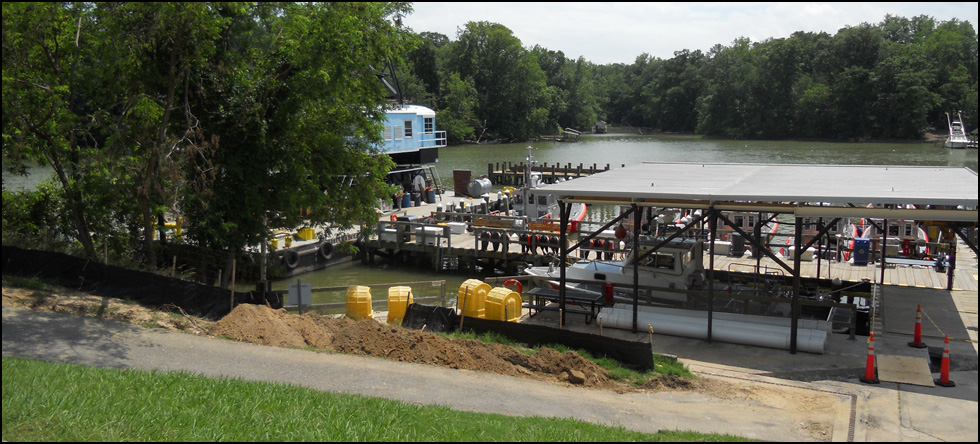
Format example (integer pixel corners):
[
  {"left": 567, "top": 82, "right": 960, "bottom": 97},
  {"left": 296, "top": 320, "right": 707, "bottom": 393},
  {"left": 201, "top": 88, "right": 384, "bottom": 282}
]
[
  {"left": 457, "top": 279, "right": 490, "bottom": 318},
  {"left": 485, "top": 287, "right": 522, "bottom": 322},
  {"left": 297, "top": 227, "right": 315, "bottom": 241},
  {"left": 346, "top": 285, "right": 373, "bottom": 320},
  {"left": 387, "top": 286, "right": 414, "bottom": 325}
]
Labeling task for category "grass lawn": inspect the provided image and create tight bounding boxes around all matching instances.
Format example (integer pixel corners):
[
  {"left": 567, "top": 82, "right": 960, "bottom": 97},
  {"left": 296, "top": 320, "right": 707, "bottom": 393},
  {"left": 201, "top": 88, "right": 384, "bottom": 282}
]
[{"left": 2, "top": 356, "right": 750, "bottom": 442}]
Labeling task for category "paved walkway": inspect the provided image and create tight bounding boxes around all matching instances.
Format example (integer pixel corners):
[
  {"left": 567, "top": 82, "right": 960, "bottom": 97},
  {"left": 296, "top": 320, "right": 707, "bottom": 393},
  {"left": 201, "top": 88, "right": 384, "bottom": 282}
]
[{"left": 2, "top": 306, "right": 977, "bottom": 442}]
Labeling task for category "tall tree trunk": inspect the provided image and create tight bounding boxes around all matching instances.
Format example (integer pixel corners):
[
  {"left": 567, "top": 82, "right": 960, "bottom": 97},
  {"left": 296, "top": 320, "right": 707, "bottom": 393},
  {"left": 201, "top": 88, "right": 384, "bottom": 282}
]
[{"left": 47, "top": 147, "right": 98, "bottom": 260}]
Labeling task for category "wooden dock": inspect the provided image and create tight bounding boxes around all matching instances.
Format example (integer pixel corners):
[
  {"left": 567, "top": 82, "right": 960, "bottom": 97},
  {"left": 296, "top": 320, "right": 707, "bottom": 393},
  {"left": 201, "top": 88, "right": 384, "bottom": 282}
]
[
  {"left": 708, "top": 240, "right": 977, "bottom": 292},
  {"left": 487, "top": 162, "right": 621, "bottom": 186}
]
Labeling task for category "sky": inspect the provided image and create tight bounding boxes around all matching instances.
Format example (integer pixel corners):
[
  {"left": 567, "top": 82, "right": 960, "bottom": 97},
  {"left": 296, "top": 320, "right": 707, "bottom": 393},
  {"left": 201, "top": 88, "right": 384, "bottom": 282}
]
[{"left": 402, "top": 2, "right": 980, "bottom": 65}]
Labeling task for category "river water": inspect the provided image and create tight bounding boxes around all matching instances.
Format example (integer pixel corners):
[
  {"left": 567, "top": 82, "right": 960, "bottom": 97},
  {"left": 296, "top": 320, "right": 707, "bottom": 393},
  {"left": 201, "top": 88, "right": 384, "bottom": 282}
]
[{"left": 5, "top": 132, "right": 977, "bottom": 303}]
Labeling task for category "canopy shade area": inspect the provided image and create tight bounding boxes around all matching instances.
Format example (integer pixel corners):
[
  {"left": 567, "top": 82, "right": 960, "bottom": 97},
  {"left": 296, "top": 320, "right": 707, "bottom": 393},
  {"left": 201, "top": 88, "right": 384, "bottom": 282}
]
[
  {"left": 535, "top": 163, "right": 977, "bottom": 354},
  {"left": 537, "top": 163, "right": 978, "bottom": 222}
]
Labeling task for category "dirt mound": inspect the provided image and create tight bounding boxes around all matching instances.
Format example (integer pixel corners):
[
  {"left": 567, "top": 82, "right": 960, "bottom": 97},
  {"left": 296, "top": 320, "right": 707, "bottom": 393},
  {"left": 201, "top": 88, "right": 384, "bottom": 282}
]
[{"left": 211, "top": 304, "right": 615, "bottom": 389}]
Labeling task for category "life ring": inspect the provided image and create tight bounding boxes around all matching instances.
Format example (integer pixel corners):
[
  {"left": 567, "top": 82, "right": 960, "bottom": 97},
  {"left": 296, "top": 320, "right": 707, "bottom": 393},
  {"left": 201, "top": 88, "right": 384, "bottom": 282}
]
[
  {"left": 390, "top": 214, "right": 398, "bottom": 222},
  {"left": 318, "top": 242, "right": 334, "bottom": 261},
  {"left": 283, "top": 250, "right": 300, "bottom": 270},
  {"left": 503, "top": 278, "right": 523, "bottom": 294}
]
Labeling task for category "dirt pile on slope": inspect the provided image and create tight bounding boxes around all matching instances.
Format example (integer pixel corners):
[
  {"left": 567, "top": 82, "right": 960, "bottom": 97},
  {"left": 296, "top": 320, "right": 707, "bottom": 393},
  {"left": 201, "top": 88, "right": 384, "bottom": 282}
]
[{"left": 211, "top": 304, "right": 616, "bottom": 389}]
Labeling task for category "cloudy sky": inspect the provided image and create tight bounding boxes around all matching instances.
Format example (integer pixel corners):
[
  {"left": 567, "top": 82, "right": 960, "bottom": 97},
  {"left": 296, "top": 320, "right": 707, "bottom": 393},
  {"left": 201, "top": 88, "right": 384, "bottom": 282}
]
[{"left": 402, "top": 2, "right": 979, "bottom": 65}]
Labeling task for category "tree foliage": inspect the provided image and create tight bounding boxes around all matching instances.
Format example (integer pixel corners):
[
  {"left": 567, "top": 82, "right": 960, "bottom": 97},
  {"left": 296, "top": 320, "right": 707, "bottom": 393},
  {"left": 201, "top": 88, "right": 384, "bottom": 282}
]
[
  {"left": 399, "top": 14, "right": 976, "bottom": 142},
  {"left": 4, "top": 2, "right": 412, "bottom": 265}
]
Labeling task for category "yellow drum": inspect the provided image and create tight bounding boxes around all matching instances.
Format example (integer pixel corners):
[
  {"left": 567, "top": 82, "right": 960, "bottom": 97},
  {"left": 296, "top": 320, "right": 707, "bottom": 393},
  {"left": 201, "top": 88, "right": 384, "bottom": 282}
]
[
  {"left": 387, "top": 286, "right": 414, "bottom": 325},
  {"left": 345, "top": 285, "right": 373, "bottom": 320},
  {"left": 457, "top": 279, "right": 490, "bottom": 318},
  {"left": 485, "top": 287, "right": 522, "bottom": 322}
]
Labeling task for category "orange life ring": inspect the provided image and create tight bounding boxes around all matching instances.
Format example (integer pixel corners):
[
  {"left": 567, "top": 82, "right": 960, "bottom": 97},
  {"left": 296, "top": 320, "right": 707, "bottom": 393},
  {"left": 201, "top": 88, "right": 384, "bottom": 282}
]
[
  {"left": 503, "top": 279, "right": 523, "bottom": 294},
  {"left": 390, "top": 214, "right": 398, "bottom": 222}
]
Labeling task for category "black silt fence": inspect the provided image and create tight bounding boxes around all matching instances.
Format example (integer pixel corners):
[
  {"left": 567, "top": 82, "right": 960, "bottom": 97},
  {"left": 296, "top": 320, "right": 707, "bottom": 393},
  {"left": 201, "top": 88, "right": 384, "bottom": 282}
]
[{"left": 2, "top": 246, "right": 282, "bottom": 320}]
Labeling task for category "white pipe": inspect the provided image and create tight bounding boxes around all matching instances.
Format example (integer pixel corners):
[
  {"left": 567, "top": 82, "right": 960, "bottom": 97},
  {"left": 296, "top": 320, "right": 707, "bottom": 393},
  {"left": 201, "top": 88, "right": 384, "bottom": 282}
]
[
  {"left": 598, "top": 306, "right": 827, "bottom": 354},
  {"left": 630, "top": 304, "right": 832, "bottom": 332}
]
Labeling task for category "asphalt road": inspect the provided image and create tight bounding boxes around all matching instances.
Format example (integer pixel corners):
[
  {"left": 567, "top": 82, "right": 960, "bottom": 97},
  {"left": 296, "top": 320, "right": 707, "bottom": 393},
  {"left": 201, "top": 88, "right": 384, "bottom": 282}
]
[{"left": 3, "top": 306, "right": 977, "bottom": 442}]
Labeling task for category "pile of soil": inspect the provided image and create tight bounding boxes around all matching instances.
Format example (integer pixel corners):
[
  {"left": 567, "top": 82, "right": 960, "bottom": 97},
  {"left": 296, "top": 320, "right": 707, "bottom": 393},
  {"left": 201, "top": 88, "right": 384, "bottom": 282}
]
[{"left": 211, "top": 304, "right": 617, "bottom": 389}]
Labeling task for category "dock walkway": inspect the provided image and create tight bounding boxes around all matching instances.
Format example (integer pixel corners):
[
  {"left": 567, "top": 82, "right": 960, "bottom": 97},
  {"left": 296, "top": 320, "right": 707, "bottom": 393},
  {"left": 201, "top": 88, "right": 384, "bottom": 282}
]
[{"left": 709, "top": 239, "right": 977, "bottom": 292}]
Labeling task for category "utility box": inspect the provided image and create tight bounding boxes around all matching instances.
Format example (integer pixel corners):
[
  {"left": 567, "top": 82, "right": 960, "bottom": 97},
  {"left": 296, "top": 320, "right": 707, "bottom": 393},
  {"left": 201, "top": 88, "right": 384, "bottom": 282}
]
[
  {"left": 453, "top": 170, "right": 472, "bottom": 197},
  {"left": 852, "top": 238, "right": 870, "bottom": 266},
  {"left": 421, "top": 226, "right": 447, "bottom": 246},
  {"left": 447, "top": 221, "right": 467, "bottom": 235},
  {"left": 379, "top": 228, "right": 397, "bottom": 243}
]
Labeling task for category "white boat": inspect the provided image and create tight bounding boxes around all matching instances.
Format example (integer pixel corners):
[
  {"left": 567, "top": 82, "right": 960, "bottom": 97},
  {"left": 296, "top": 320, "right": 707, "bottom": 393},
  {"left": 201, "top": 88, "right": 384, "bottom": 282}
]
[
  {"left": 522, "top": 237, "right": 706, "bottom": 306},
  {"left": 944, "top": 112, "right": 970, "bottom": 149}
]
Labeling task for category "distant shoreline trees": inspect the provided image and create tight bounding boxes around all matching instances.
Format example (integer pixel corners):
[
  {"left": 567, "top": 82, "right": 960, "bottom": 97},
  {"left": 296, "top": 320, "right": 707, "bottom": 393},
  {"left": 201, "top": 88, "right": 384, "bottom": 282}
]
[{"left": 400, "top": 14, "right": 977, "bottom": 143}]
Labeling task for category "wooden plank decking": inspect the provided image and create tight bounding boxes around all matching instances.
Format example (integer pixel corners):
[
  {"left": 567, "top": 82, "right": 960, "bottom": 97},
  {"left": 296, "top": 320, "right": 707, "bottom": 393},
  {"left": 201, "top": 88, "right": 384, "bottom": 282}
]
[{"left": 707, "top": 239, "right": 978, "bottom": 292}]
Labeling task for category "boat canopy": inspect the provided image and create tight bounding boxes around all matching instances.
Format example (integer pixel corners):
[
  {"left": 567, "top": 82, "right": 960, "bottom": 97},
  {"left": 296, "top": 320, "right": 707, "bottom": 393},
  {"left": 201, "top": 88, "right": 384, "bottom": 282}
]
[{"left": 531, "top": 163, "right": 978, "bottom": 223}]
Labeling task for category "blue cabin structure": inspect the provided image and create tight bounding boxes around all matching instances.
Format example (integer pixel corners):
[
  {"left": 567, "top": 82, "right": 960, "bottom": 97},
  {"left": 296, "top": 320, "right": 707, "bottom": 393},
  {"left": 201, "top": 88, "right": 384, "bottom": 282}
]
[{"left": 381, "top": 104, "right": 446, "bottom": 165}]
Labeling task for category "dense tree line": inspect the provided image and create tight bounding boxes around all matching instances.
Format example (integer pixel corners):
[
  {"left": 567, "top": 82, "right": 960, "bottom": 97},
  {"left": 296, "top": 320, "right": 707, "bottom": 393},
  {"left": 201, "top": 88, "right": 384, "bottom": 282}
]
[
  {"left": 400, "top": 14, "right": 977, "bottom": 142},
  {"left": 4, "top": 2, "right": 413, "bottom": 268}
]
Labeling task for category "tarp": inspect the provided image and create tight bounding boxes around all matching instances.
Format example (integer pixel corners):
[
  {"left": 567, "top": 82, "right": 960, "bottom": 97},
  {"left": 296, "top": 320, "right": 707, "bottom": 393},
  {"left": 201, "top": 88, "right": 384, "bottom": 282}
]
[{"left": 401, "top": 303, "right": 458, "bottom": 333}]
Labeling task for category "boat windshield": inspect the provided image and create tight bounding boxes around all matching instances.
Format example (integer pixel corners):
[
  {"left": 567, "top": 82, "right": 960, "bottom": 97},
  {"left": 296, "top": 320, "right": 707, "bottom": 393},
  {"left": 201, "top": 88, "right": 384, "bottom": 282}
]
[
  {"left": 571, "top": 260, "right": 623, "bottom": 273},
  {"left": 633, "top": 252, "right": 678, "bottom": 270}
]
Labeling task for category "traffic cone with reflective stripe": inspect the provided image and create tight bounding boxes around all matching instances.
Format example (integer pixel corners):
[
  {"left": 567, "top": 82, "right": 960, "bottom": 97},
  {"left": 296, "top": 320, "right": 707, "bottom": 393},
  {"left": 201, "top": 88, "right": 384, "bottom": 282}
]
[
  {"left": 860, "top": 332, "right": 879, "bottom": 384},
  {"left": 908, "top": 304, "right": 927, "bottom": 348},
  {"left": 934, "top": 335, "right": 955, "bottom": 387}
]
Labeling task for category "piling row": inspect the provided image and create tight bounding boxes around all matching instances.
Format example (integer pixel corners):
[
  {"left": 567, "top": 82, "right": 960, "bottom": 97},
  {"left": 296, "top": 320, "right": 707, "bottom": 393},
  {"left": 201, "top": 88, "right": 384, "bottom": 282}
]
[{"left": 487, "top": 162, "right": 620, "bottom": 186}]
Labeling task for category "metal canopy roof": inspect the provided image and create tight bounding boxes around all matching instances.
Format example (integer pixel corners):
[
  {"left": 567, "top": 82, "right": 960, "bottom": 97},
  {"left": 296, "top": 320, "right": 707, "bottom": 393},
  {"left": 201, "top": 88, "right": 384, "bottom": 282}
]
[{"left": 536, "top": 163, "right": 979, "bottom": 222}]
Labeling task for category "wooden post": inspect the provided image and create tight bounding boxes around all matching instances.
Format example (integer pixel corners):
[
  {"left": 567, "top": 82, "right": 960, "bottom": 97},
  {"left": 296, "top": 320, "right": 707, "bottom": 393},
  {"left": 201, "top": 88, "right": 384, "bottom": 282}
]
[
  {"left": 296, "top": 278, "right": 303, "bottom": 315},
  {"left": 230, "top": 259, "right": 236, "bottom": 311},
  {"left": 458, "top": 287, "right": 468, "bottom": 331}
]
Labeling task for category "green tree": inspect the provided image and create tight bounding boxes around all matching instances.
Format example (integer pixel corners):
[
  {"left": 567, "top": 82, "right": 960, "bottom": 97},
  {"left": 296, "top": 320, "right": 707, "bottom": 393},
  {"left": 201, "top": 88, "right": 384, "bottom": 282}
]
[
  {"left": 180, "top": 2, "right": 410, "bottom": 258},
  {"left": 4, "top": 2, "right": 414, "bottom": 272},
  {"left": 446, "top": 21, "right": 549, "bottom": 141},
  {"left": 3, "top": 2, "right": 101, "bottom": 259}
]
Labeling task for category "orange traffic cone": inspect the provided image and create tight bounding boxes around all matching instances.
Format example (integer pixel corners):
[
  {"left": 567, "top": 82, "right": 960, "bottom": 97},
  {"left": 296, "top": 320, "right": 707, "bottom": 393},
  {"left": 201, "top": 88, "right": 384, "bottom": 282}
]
[
  {"left": 934, "top": 335, "right": 955, "bottom": 387},
  {"left": 908, "top": 304, "right": 928, "bottom": 348},
  {"left": 860, "top": 332, "right": 879, "bottom": 384}
]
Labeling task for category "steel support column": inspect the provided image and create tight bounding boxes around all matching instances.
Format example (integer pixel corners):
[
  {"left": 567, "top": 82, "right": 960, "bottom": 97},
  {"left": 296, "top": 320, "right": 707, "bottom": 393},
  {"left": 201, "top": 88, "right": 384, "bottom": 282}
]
[
  {"left": 632, "top": 203, "right": 641, "bottom": 333},
  {"left": 559, "top": 200, "right": 571, "bottom": 327},
  {"left": 880, "top": 219, "right": 888, "bottom": 286},
  {"left": 708, "top": 208, "right": 718, "bottom": 343},
  {"left": 791, "top": 216, "right": 802, "bottom": 354}
]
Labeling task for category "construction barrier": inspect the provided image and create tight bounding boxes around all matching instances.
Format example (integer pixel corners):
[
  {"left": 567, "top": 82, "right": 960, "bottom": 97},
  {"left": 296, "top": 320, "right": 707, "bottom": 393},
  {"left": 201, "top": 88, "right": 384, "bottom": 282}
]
[
  {"left": 934, "top": 335, "right": 955, "bottom": 387},
  {"left": 907, "top": 304, "right": 928, "bottom": 348},
  {"left": 860, "top": 332, "right": 879, "bottom": 384}
]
